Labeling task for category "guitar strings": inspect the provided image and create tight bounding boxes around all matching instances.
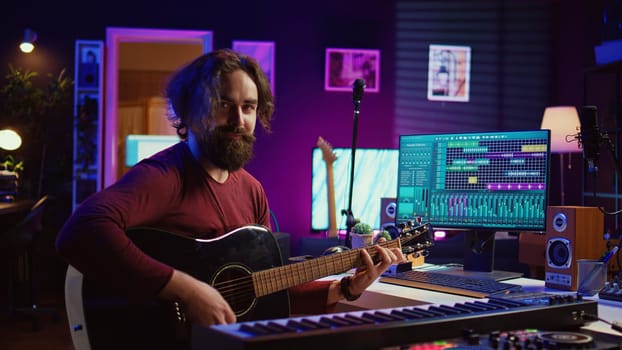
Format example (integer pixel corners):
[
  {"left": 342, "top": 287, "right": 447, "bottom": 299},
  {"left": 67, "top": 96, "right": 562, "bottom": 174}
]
[
  {"left": 211, "top": 250, "right": 361, "bottom": 305},
  {"left": 212, "top": 248, "right": 370, "bottom": 304},
  {"left": 211, "top": 231, "right": 427, "bottom": 306}
]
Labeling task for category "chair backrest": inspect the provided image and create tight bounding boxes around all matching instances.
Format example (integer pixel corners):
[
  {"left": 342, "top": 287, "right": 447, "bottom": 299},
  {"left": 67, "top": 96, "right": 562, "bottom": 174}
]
[
  {"left": 65, "top": 265, "right": 91, "bottom": 350},
  {"left": 0, "top": 195, "right": 50, "bottom": 252},
  {"left": 19, "top": 195, "right": 49, "bottom": 233}
]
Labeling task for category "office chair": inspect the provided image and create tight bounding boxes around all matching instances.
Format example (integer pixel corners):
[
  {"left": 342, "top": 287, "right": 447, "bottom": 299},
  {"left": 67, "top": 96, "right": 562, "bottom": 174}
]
[{"left": 1, "top": 195, "right": 59, "bottom": 330}]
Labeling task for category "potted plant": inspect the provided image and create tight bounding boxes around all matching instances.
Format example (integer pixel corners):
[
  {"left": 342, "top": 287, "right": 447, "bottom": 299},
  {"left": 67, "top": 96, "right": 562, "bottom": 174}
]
[
  {"left": 0, "top": 65, "right": 73, "bottom": 198},
  {"left": 350, "top": 222, "right": 374, "bottom": 248},
  {"left": 0, "top": 155, "right": 23, "bottom": 201},
  {"left": 374, "top": 229, "right": 392, "bottom": 244}
]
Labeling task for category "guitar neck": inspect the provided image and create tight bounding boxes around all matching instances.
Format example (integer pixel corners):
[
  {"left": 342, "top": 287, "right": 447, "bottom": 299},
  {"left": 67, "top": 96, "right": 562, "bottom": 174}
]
[
  {"left": 253, "top": 238, "right": 402, "bottom": 297},
  {"left": 325, "top": 163, "right": 338, "bottom": 238}
]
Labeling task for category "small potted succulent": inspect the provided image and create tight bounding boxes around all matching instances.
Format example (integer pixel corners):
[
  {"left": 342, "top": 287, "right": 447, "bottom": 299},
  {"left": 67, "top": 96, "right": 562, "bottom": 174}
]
[
  {"left": 0, "top": 155, "right": 23, "bottom": 201},
  {"left": 374, "top": 229, "right": 392, "bottom": 244},
  {"left": 350, "top": 222, "right": 374, "bottom": 248}
]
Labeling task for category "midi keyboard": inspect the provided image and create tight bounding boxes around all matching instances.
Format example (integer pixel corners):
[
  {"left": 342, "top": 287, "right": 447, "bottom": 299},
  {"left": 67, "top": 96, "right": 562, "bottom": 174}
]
[{"left": 193, "top": 292, "right": 598, "bottom": 350}]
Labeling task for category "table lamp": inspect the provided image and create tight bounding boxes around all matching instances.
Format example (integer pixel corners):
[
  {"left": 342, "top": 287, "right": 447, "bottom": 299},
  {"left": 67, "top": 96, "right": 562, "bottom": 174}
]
[
  {"left": 540, "top": 106, "right": 581, "bottom": 205},
  {"left": 19, "top": 28, "right": 37, "bottom": 54},
  {"left": 0, "top": 129, "right": 22, "bottom": 151}
]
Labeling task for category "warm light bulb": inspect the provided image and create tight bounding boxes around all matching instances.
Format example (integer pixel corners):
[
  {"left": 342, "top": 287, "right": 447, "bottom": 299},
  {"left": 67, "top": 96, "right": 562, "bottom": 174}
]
[
  {"left": 0, "top": 129, "right": 22, "bottom": 150},
  {"left": 20, "top": 42, "right": 35, "bottom": 53}
]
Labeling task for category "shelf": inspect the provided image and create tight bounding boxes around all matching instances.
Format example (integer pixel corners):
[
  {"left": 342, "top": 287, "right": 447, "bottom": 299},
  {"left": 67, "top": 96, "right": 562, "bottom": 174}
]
[{"left": 73, "top": 40, "right": 104, "bottom": 212}]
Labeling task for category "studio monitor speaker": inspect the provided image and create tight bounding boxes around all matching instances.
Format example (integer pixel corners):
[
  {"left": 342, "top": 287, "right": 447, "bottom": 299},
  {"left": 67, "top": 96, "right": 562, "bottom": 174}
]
[
  {"left": 544, "top": 206, "right": 604, "bottom": 291},
  {"left": 380, "top": 197, "right": 396, "bottom": 229}
]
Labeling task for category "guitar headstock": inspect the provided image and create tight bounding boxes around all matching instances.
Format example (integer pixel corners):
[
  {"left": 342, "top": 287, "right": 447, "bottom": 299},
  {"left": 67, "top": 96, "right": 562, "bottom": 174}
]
[
  {"left": 398, "top": 223, "right": 434, "bottom": 251},
  {"left": 317, "top": 136, "right": 337, "bottom": 165}
]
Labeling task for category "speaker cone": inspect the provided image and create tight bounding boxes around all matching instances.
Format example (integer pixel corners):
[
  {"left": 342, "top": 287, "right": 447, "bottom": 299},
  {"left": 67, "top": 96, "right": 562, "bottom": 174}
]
[{"left": 547, "top": 238, "right": 571, "bottom": 268}]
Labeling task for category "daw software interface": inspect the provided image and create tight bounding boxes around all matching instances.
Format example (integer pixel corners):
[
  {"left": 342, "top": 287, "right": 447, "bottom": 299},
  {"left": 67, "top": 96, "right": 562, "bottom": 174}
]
[{"left": 395, "top": 129, "right": 550, "bottom": 279}]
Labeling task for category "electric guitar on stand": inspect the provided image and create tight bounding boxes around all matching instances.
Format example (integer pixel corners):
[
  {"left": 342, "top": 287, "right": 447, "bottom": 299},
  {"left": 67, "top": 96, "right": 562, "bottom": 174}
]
[{"left": 317, "top": 136, "right": 338, "bottom": 238}]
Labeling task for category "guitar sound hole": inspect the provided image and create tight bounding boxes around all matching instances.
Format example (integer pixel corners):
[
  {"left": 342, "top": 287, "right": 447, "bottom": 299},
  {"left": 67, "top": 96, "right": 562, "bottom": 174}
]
[{"left": 212, "top": 264, "right": 256, "bottom": 317}]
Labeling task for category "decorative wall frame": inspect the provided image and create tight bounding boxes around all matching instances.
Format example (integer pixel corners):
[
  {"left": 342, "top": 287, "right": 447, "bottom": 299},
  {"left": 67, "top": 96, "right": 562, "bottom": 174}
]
[
  {"left": 427, "top": 44, "right": 471, "bottom": 102},
  {"left": 232, "top": 40, "right": 275, "bottom": 92},
  {"left": 324, "top": 48, "right": 380, "bottom": 92}
]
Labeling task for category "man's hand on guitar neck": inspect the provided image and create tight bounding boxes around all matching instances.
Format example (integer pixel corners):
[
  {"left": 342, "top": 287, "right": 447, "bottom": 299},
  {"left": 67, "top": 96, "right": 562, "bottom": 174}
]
[
  {"left": 159, "top": 269, "right": 237, "bottom": 326},
  {"left": 327, "top": 244, "right": 406, "bottom": 305},
  {"left": 351, "top": 244, "right": 407, "bottom": 294}
]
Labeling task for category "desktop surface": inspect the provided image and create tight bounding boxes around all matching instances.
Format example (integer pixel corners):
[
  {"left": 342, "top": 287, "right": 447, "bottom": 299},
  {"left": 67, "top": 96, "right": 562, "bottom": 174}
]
[
  {"left": 344, "top": 272, "right": 622, "bottom": 338},
  {"left": 0, "top": 199, "right": 33, "bottom": 215},
  {"left": 0, "top": 199, "right": 34, "bottom": 228}
]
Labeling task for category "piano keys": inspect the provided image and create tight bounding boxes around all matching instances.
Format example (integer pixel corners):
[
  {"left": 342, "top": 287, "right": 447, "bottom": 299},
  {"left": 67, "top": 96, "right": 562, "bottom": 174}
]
[{"left": 192, "top": 293, "right": 598, "bottom": 350}]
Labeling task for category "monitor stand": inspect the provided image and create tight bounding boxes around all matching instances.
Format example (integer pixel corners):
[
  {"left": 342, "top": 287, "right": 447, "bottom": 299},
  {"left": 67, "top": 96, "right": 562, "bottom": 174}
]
[{"left": 433, "top": 230, "right": 523, "bottom": 282}]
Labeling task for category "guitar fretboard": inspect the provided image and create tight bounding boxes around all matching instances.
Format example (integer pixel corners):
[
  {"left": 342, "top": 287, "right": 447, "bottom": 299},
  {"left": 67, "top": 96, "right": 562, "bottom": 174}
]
[{"left": 253, "top": 239, "right": 401, "bottom": 297}]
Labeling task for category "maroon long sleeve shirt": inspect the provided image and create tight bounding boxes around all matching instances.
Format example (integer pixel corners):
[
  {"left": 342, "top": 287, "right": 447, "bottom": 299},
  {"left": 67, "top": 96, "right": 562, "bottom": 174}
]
[{"left": 56, "top": 142, "right": 332, "bottom": 316}]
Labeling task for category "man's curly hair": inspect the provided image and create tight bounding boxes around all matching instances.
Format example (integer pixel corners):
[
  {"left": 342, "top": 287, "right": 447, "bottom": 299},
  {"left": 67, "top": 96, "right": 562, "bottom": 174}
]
[{"left": 165, "top": 48, "right": 275, "bottom": 139}]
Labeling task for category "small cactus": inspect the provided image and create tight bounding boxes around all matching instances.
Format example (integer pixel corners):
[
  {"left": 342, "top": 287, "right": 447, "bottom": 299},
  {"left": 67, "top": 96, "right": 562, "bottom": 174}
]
[{"left": 351, "top": 222, "right": 373, "bottom": 235}]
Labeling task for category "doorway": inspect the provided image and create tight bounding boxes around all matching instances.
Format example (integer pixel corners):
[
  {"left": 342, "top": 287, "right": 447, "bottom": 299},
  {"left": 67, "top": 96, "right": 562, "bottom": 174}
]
[{"left": 103, "top": 27, "right": 212, "bottom": 187}]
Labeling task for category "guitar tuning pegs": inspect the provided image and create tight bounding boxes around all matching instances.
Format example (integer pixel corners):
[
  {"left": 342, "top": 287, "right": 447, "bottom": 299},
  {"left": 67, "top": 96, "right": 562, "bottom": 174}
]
[{"left": 398, "top": 220, "right": 415, "bottom": 230}]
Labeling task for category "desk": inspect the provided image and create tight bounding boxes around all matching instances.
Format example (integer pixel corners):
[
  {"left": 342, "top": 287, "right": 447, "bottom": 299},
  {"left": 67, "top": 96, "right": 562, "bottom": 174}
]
[
  {"left": 333, "top": 274, "right": 622, "bottom": 338},
  {"left": 0, "top": 199, "right": 34, "bottom": 229},
  {"left": 0, "top": 200, "right": 33, "bottom": 215}
]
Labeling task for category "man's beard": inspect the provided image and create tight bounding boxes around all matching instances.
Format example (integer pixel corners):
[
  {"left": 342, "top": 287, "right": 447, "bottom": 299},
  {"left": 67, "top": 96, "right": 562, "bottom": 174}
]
[{"left": 200, "top": 126, "right": 255, "bottom": 171}]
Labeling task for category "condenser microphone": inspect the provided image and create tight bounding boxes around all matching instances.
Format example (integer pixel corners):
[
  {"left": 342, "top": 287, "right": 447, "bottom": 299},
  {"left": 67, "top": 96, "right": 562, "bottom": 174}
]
[
  {"left": 579, "top": 105, "right": 602, "bottom": 172},
  {"left": 353, "top": 78, "right": 366, "bottom": 110}
]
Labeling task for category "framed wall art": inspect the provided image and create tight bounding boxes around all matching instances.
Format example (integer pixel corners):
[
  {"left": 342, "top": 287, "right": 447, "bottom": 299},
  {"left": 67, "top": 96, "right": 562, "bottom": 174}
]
[
  {"left": 325, "top": 48, "right": 380, "bottom": 92},
  {"left": 427, "top": 44, "right": 471, "bottom": 102}
]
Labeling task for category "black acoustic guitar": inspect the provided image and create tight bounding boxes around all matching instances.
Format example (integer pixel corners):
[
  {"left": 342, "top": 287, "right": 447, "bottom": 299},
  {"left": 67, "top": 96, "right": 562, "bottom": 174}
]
[{"left": 73, "top": 224, "right": 429, "bottom": 349}]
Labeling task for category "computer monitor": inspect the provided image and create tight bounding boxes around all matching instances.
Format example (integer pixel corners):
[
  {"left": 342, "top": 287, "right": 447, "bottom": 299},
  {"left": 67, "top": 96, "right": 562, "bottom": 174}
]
[
  {"left": 396, "top": 130, "right": 550, "bottom": 280},
  {"left": 311, "top": 147, "right": 398, "bottom": 231},
  {"left": 125, "top": 134, "right": 179, "bottom": 167}
]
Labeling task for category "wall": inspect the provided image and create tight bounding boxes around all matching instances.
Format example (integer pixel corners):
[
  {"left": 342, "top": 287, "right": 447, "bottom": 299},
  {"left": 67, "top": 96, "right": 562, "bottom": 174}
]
[{"left": 0, "top": 0, "right": 609, "bottom": 257}]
